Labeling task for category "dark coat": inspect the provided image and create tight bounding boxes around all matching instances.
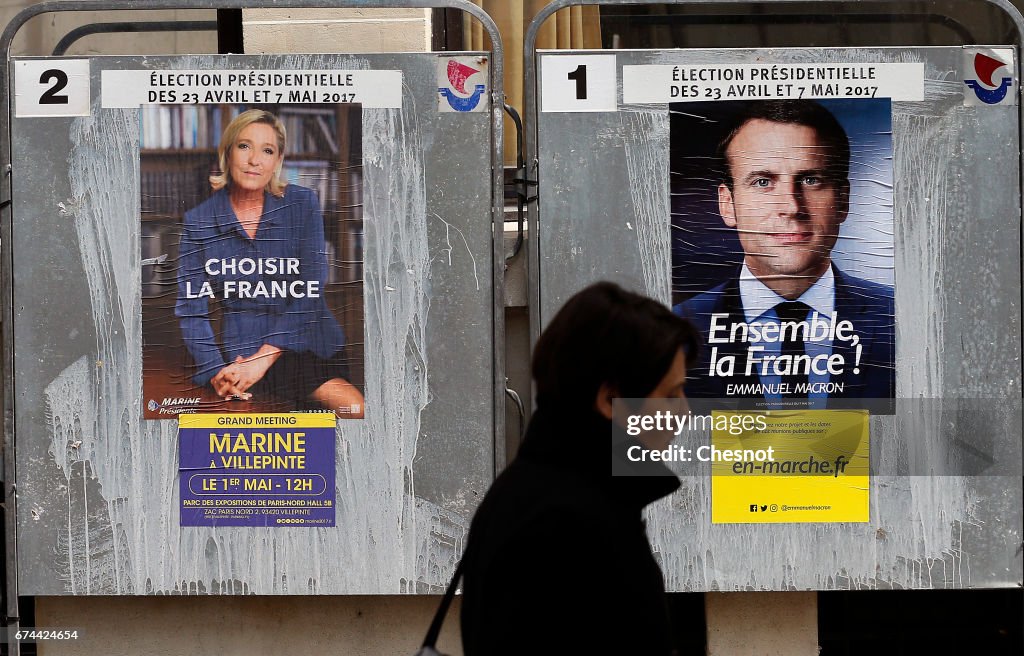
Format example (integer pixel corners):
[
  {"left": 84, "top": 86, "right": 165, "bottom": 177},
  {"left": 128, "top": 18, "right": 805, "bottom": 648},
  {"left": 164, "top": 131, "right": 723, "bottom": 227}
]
[{"left": 460, "top": 406, "right": 681, "bottom": 655}]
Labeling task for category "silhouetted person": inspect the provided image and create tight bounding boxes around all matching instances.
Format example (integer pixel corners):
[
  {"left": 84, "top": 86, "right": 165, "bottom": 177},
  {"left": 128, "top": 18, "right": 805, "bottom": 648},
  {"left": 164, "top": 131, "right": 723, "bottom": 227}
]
[{"left": 461, "top": 281, "right": 699, "bottom": 655}]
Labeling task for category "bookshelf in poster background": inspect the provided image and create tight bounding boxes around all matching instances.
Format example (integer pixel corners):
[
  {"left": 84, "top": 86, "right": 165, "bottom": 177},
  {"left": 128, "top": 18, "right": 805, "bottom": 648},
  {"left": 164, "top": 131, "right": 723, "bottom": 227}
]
[{"left": 140, "top": 104, "right": 363, "bottom": 288}]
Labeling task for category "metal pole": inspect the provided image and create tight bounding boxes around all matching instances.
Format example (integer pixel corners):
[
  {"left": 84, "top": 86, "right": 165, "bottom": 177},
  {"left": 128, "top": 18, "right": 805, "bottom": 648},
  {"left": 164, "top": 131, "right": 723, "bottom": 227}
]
[{"left": 53, "top": 21, "right": 219, "bottom": 56}]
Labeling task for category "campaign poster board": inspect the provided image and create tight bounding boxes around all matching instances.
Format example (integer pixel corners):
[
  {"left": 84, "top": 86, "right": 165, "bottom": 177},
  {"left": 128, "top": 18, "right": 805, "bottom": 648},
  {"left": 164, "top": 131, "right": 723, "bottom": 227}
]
[
  {"left": 534, "top": 46, "right": 1021, "bottom": 590},
  {"left": 10, "top": 53, "right": 497, "bottom": 595}
]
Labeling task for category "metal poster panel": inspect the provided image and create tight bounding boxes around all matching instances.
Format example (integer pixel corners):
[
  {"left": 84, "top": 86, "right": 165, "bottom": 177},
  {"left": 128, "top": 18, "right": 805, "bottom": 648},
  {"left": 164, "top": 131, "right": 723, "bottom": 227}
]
[
  {"left": 535, "top": 47, "right": 1022, "bottom": 590},
  {"left": 11, "top": 53, "right": 495, "bottom": 595}
]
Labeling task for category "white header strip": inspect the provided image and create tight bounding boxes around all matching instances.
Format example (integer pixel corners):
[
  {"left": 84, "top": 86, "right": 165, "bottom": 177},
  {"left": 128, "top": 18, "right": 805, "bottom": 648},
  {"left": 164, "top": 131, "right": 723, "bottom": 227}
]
[
  {"left": 623, "top": 63, "right": 924, "bottom": 103},
  {"left": 101, "top": 69, "right": 403, "bottom": 108}
]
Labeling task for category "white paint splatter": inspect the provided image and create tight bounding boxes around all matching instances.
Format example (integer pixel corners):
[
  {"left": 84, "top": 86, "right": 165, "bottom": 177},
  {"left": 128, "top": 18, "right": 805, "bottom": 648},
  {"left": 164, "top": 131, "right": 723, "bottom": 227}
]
[
  {"left": 429, "top": 211, "right": 481, "bottom": 291},
  {"left": 621, "top": 110, "right": 671, "bottom": 304}
]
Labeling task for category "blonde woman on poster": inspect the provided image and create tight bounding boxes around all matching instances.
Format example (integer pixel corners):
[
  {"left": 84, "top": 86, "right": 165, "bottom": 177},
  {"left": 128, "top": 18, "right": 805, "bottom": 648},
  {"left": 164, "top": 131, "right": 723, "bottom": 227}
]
[{"left": 175, "top": 109, "right": 364, "bottom": 417}]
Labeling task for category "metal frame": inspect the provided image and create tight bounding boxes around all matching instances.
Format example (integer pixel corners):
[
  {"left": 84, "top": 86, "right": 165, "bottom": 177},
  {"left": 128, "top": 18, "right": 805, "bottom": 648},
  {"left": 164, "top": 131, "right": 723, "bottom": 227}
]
[
  {"left": 53, "top": 21, "right": 219, "bottom": 56},
  {"left": 0, "top": 0, "right": 504, "bottom": 645},
  {"left": 595, "top": 11, "right": 979, "bottom": 44},
  {"left": 523, "top": 0, "right": 1024, "bottom": 393}
]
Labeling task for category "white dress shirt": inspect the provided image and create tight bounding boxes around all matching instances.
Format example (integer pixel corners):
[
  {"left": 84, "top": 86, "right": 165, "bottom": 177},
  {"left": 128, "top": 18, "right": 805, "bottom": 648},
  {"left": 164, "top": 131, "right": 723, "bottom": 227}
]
[{"left": 738, "top": 263, "right": 836, "bottom": 403}]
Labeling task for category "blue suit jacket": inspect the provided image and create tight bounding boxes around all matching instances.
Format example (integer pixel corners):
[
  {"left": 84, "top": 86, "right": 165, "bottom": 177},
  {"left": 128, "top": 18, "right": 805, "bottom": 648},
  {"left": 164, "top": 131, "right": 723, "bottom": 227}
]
[
  {"left": 674, "top": 267, "right": 894, "bottom": 401},
  {"left": 175, "top": 185, "right": 346, "bottom": 386}
]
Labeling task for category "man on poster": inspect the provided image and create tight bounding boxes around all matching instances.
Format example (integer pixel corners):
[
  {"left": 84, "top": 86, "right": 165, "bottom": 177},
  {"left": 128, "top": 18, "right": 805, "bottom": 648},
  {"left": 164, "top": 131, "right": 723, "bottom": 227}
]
[{"left": 675, "top": 100, "right": 894, "bottom": 404}]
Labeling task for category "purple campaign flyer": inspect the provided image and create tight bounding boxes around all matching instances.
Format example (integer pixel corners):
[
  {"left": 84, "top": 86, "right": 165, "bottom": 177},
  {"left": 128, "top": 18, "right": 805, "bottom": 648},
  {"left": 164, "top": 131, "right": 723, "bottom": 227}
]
[{"left": 179, "top": 413, "right": 336, "bottom": 527}]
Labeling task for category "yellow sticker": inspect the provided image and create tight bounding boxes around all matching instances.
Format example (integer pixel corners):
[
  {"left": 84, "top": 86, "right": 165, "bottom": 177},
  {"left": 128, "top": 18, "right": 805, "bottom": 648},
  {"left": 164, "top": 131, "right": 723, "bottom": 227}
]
[
  {"left": 711, "top": 409, "right": 869, "bottom": 524},
  {"left": 177, "top": 412, "right": 337, "bottom": 430}
]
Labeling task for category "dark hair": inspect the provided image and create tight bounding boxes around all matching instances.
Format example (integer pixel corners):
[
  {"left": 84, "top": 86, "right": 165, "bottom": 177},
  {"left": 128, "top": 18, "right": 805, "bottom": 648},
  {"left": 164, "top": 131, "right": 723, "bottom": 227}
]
[
  {"left": 531, "top": 282, "right": 700, "bottom": 411},
  {"left": 718, "top": 100, "right": 850, "bottom": 190}
]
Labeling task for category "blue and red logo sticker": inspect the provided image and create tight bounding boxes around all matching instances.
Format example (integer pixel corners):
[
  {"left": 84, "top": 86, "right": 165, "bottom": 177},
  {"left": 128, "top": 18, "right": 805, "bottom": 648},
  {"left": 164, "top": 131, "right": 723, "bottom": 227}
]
[
  {"left": 963, "top": 49, "right": 1016, "bottom": 106},
  {"left": 438, "top": 57, "right": 487, "bottom": 112}
]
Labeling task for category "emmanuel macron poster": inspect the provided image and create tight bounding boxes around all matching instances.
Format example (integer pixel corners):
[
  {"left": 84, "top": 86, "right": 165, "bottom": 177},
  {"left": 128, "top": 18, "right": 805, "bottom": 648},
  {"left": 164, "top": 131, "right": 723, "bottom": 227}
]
[{"left": 670, "top": 98, "right": 895, "bottom": 409}]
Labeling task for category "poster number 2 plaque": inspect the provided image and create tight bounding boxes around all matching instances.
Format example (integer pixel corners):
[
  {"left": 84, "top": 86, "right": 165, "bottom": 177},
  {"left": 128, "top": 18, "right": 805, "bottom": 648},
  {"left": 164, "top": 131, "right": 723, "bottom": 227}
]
[{"left": 14, "top": 59, "right": 91, "bottom": 118}]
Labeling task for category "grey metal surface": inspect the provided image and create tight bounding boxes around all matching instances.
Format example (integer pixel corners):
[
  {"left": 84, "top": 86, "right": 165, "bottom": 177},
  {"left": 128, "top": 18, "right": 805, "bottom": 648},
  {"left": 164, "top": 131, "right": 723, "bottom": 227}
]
[
  {"left": 533, "top": 45, "right": 1022, "bottom": 590},
  {"left": 9, "top": 51, "right": 495, "bottom": 595}
]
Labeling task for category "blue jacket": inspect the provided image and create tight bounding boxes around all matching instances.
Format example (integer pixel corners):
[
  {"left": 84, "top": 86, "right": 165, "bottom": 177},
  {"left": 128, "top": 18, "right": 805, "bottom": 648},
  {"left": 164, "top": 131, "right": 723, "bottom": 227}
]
[
  {"left": 175, "top": 185, "right": 346, "bottom": 386},
  {"left": 674, "top": 266, "right": 894, "bottom": 401}
]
